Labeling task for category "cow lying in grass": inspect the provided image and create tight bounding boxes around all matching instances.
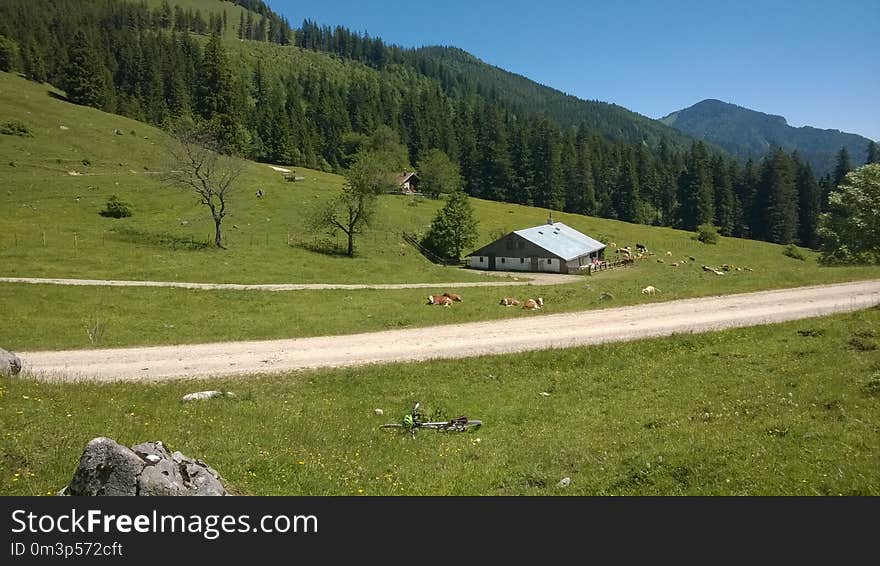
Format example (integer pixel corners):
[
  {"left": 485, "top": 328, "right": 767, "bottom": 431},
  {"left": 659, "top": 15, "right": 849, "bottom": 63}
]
[
  {"left": 442, "top": 292, "right": 462, "bottom": 302},
  {"left": 641, "top": 286, "right": 659, "bottom": 295},
  {"left": 427, "top": 295, "right": 453, "bottom": 307},
  {"left": 499, "top": 297, "right": 521, "bottom": 306},
  {"left": 522, "top": 297, "right": 544, "bottom": 310}
]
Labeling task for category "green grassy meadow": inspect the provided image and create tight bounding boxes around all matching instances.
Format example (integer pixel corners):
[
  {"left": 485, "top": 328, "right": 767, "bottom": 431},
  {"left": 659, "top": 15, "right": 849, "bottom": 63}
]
[
  {"left": 2, "top": 70, "right": 879, "bottom": 351},
  {"left": 2, "top": 308, "right": 878, "bottom": 496}
]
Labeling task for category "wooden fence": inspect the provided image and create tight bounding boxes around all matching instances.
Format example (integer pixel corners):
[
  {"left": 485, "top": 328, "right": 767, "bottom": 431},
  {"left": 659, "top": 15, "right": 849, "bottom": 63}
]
[{"left": 585, "top": 258, "right": 635, "bottom": 275}]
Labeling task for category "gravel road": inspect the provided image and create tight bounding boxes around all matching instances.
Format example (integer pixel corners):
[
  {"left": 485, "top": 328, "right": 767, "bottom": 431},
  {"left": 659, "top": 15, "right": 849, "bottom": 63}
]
[{"left": 17, "top": 280, "right": 879, "bottom": 382}]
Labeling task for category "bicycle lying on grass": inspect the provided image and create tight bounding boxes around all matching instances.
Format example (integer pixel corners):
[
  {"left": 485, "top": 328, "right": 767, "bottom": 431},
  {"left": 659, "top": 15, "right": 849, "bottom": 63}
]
[{"left": 380, "top": 402, "right": 482, "bottom": 437}]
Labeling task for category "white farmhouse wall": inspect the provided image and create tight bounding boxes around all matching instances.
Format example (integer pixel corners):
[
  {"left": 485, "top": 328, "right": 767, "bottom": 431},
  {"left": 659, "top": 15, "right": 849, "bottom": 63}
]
[
  {"left": 496, "top": 256, "right": 531, "bottom": 271},
  {"left": 470, "top": 256, "right": 487, "bottom": 269}
]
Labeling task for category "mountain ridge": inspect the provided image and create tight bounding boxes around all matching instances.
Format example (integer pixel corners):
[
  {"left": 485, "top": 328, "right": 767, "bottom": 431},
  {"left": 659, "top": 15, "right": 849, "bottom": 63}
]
[{"left": 661, "top": 98, "right": 874, "bottom": 175}]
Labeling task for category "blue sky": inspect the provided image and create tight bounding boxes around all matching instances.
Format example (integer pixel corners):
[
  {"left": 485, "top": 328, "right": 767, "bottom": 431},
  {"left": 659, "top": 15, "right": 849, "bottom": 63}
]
[{"left": 272, "top": 0, "right": 879, "bottom": 141}]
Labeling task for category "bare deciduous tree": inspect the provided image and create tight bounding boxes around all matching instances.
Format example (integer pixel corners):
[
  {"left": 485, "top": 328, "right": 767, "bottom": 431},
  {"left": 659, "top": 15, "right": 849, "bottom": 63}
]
[{"left": 165, "top": 126, "right": 243, "bottom": 248}]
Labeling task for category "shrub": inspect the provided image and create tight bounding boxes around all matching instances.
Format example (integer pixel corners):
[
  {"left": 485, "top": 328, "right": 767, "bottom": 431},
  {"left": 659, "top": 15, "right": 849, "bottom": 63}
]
[
  {"left": 100, "top": 195, "right": 132, "bottom": 218},
  {"left": 695, "top": 223, "right": 719, "bottom": 245},
  {"left": 783, "top": 244, "right": 806, "bottom": 261},
  {"left": 0, "top": 119, "right": 32, "bottom": 137}
]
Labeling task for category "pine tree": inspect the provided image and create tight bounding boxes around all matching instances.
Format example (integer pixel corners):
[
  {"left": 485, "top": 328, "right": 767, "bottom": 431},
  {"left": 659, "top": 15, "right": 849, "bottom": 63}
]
[
  {"left": 245, "top": 12, "right": 254, "bottom": 40},
  {"left": 677, "top": 142, "right": 714, "bottom": 230},
  {"left": 61, "top": 31, "right": 111, "bottom": 109},
  {"left": 754, "top": 148, "right": 797, "bottom": 244},
  {"left": 615, "top": 157, "right": 640, "bottom": 223},
  {"left": 712, "top": 156, "right": 736, "bottom": 236},
  {"left": 833, "top": 146, "right": 852, "bottom": 188},
  {"left": 0, "top": 34, "right": 18, "bottom": 72},
  {"left": 795, "top": 158, "right": 820, "bottom": 248},
  {"left": 21, "top": 39, "right": 47, "bottom": 83}
]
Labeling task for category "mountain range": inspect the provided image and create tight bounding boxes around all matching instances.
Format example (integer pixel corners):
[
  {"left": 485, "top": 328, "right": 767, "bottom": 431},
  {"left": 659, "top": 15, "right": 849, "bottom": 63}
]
[{"left": 660, "top": 99, "right": 874, "bottom": 176}]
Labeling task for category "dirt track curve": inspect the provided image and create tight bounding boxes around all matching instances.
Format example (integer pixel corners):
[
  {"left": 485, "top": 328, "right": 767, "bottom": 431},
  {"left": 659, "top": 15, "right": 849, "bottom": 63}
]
[{"left": 17, "top": 280, "right": 880, "bottom": 382}]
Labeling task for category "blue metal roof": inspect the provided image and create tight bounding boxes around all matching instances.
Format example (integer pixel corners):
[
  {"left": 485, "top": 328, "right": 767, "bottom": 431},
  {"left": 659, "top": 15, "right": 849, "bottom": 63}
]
[{"left": 513, "top": 222, "right": 606, "bottom": 260}]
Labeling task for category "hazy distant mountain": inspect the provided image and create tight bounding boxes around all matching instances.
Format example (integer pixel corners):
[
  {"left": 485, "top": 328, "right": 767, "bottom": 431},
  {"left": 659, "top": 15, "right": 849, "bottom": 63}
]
[{"left": 661, "top": 99, "right": 874, "bottom": 176}]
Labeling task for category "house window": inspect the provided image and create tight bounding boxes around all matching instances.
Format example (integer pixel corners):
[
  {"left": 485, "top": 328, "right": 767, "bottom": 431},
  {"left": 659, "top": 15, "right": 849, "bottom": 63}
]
[
  {"left": 547, "top": 259, "right": 553, "bottom": 264},
  {"left": 479, "top": 257, "right": 483, "bottom": 263},
  {"left": 501, "top": 258, "right": 506, "bottom": 263},
  {"left": 520, "top": 258, "right": 525, "bottom": 264}
]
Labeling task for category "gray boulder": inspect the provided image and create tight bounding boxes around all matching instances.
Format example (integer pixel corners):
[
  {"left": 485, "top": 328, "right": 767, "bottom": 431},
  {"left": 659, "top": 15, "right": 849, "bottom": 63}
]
[
  {"left": 68, "top": 437, "right": 145, "bottom": 496},
  {"left": 0, "top": 348, "right": 22, "bottom": 376},
  {"left": 65, "top": 438, "right": 229, "bottom": 496}
]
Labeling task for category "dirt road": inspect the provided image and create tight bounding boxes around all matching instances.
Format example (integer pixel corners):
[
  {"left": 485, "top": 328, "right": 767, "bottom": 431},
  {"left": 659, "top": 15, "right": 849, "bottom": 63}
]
[
  {"left": 0, "top": 271, "right": 581, "bottom": 291},
  {"left": 18, "top": 280, "right": 879, "bottom": 382}
]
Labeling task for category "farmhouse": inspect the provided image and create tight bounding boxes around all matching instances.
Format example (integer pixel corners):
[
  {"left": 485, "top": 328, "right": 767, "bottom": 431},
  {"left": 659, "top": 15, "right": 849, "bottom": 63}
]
[
  {"left": 467, "top": 220, "right": 606, "bottom": 273},
  {"left": 395, "top": 170, "right": 420, "bottom": 194}
]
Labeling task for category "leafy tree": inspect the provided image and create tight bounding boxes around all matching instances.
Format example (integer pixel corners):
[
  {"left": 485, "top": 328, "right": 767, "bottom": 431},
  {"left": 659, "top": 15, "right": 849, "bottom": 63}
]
[
  {"left": 417, "top": 149, "right": 461, "bottom": 198},
  {"left": 819, "top": 164, "right": 880, "bottom": 264},
  {"left": 315, "top": 148, "right": 398, "bottom": 256},
  {"left": 421, "top": 190, "right": 479, "bottom": 261},
  {"left": 696, "top": 222, "right": 720, "bottom": 245}
]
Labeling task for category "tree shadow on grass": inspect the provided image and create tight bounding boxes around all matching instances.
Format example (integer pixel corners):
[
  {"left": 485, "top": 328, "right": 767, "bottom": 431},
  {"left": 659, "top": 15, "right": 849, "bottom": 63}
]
[
  {"left": 110, "top": 227, "right": 210, "bottom": 251},
  {"left": 294, "top": 238, "right": 350, "bottom": 257},
  {"left": 48, "top": 91, "right": 72, "bottom": 103}
]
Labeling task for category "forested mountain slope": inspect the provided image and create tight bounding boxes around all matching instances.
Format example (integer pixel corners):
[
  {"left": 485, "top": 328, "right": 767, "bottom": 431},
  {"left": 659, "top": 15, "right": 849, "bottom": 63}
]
[{"left": 662, "top": 99, "right": 875, "bottom": 176}]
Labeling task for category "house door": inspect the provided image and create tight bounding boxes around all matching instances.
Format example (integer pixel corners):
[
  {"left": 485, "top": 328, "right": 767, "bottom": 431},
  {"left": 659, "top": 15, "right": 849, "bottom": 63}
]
[
  {"left": 488, "top": 254, "right": 496, "bottom": 270},
  {"left": 530, "top": 257, "right": 539, "bottom": 272}
]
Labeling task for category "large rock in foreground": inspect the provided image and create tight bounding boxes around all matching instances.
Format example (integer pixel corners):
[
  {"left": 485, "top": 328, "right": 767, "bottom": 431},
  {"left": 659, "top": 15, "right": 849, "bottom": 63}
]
[
  {"left": 0, "top": 348, "right": 21, "bottom": 376},
  {"left": 64, "top": 438, "right": 228, "bottom": 496}
]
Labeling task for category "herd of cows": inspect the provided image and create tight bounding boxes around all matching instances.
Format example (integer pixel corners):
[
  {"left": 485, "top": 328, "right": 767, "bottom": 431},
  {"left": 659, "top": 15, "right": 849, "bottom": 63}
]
[{"left": 426, "top": 293, "right": 545, "bottom": 310}]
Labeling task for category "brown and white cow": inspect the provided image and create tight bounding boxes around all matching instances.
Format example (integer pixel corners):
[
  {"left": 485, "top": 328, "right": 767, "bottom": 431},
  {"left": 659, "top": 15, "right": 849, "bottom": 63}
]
[
  {"left": 427, "top": 295, "right": 453, "bottom": 306},
  {"left": 499, "top": 297, "right": 520, "bottom": 307},
  {"left": 522, "top": 297, "right": 544, "bottom": 310},
  {"left": 443, "top": 292, "right": 463, "bottom": 302}
]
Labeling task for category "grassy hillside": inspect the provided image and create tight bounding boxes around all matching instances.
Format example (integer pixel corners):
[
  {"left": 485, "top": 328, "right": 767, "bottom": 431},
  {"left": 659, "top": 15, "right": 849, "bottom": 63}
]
[
  {"left": 3, "top": 307, "right": 878, "bottom": 495},
  {"left": 139, "top": 0, "right": 263, "bottom": 41},
  {"left": 0, "top": 71, "right": 487, "bottom": 284},
  {"left": 2, "top": 70, "right": 879, "bottom": 351}
]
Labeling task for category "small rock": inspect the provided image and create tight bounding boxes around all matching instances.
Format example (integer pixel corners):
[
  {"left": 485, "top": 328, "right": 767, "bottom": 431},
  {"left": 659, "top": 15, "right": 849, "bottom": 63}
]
[
  {"left": 0, "top": 348, "right": 22, "bottom": 376},
  {"left": 59, "top": 125, "right": 69, "bottom": 130},
  {"left": 539, "top": 392, "right": 551, "bottom": 397},
  {"left": 181, "top": 390, "right": 232, "bottom": 402},
  {"left": 557, "top": 477, "right": 571, "bottom": 488},
  {"left": 374, "top": 408, "right": 384, "bottom": 416}
]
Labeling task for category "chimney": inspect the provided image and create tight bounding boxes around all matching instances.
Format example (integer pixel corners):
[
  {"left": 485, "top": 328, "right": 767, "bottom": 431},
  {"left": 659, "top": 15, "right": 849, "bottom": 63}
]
[{"left": 547, "top": 211, "right": 554, "bottom": 225}]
